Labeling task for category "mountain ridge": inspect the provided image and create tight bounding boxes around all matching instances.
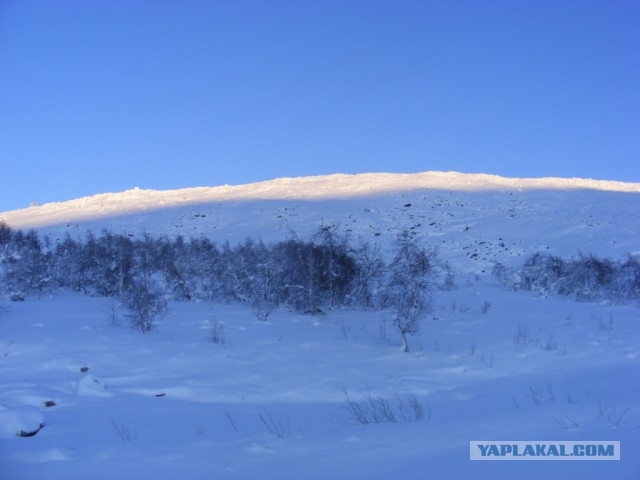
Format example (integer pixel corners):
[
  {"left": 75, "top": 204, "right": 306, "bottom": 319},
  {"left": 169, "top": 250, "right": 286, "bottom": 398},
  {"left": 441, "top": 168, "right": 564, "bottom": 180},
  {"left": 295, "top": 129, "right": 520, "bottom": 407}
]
[{"left": 3, "top": 171, "right": 640, "bottom": 231}]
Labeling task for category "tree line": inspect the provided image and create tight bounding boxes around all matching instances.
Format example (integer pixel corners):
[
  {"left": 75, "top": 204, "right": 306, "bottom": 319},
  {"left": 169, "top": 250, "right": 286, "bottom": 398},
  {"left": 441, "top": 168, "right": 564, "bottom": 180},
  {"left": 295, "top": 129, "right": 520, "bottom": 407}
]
[
  {"left": 492, "top": 251, "right": 640, "bottom": 303},
  {"left": 0, "top": 221, "right": 434, "bottom": 348},
  {"left": 5, "top": 218, "right": 633, "bottom": 344}
]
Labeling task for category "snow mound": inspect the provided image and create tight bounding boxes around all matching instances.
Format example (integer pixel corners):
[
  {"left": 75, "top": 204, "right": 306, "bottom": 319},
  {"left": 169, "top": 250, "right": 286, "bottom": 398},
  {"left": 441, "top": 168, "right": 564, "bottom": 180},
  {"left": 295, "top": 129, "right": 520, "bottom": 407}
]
[
  {"left": 0, "top": 406, "right": 45, "bottom": 438},
  {"left": 74, "top": 375, "right": 111, "bottom": 398}
]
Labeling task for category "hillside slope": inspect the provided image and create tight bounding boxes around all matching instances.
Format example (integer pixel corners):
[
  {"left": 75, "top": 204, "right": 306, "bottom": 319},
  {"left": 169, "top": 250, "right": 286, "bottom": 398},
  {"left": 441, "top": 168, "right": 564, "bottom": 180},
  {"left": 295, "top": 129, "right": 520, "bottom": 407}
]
[
  {"left": 2, "top": 171, "right": 639, "bottom": 272},
  {"left": 1, "top": 172, "right": 639, "bottom": 479}
]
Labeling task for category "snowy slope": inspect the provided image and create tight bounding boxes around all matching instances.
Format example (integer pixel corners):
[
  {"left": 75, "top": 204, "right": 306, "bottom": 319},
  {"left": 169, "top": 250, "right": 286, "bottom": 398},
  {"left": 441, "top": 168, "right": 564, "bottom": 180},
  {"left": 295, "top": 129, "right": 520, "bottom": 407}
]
[
  {"left": 4, "top": 171, "right": 639, "bottom": 229},
  {"left": 2, "top": 171, "right": 639, "bottom": 271},
  {"left": 1, "top": 172, "right": 639, "bottom": 480}
]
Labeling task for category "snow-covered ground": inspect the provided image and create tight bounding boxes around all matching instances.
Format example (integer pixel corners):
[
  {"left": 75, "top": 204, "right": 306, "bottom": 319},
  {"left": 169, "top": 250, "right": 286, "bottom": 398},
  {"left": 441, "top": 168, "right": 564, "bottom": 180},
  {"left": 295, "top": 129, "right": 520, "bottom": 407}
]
[{"left": 1, "top": 172, "right": 639, "bottom": 479}]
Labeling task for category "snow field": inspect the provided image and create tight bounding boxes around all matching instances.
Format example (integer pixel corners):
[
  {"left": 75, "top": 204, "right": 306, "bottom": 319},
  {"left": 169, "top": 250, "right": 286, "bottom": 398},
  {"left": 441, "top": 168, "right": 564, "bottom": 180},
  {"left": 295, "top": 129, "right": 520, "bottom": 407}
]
[{"left": 0, "top": 275, "right": 638, "bottom": 479}]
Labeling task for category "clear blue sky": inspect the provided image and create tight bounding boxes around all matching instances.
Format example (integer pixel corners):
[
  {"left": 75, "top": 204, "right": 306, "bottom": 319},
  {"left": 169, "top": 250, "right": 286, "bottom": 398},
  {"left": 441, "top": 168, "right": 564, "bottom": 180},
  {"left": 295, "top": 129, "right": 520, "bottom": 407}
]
[{"left": 1, "top": 0, "right": 639, "bottom": 211}]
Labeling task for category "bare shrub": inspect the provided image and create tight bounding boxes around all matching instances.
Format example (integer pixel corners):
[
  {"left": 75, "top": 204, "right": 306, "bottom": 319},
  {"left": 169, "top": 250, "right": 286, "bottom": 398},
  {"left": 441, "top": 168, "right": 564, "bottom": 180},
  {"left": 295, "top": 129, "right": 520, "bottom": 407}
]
[
  {"left": 224, "top": 411, "right": 238, "bottom": 433},
  {"left": 207, "top": 319, "right": 225, "bottom": 345},
  {"left": 110, "top": 419, "right": 136, "bottom": 442},
  {"left": 124, "top": 279, "right": 167, "bottom": 333},
  {"left": 103, "top": 298, "right": 122, "bottom": 327},
  {"left": 440, "top": 261, "right": 456, "bottom": 291},
  {"left": 258, "top": 407, "right": 290, "bottom": 439},
  {"left": 597, "top": 400, "right": 630, "bottom": 428},
  {"left": 480, "top": 300, "right": 491, "bottom": 314},
  {"left": 341, "top": 387, "right": 426, "bottom": 425},
  {"left": 395, "top": 392, "right": 427, "bottom": 422},
  {"left": 377, "top": 318, "right": 392, "bottom": 344}
]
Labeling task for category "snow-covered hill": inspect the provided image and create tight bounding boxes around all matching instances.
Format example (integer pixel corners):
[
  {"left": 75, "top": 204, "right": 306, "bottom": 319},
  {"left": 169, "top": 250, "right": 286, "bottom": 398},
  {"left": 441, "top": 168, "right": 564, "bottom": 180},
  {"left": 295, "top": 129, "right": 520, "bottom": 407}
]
[
  {"left": 1, "top": 172, "right": 639, "bottom": 480},
  {"left": 2, "top": 171, "right": 639, "bottom": 272}
]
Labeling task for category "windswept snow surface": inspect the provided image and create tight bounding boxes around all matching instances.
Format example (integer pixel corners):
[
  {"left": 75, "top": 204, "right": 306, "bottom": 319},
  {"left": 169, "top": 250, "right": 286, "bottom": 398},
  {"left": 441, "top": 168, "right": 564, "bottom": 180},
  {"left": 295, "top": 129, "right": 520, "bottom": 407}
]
[{"left": 1, "top": 172, "right": 639, "bottom": 479}]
